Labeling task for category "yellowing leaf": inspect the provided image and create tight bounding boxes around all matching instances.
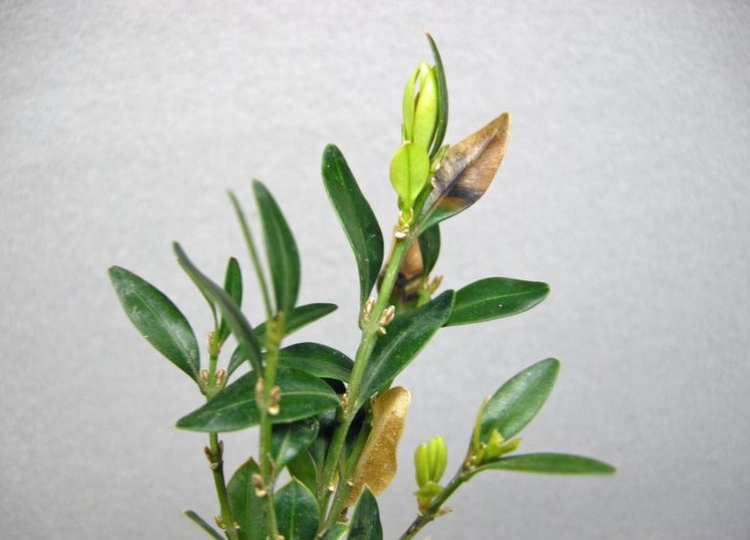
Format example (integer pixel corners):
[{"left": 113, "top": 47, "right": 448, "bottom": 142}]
[{"left": 346, "top": 387, "right": 411, "bottom": 506}]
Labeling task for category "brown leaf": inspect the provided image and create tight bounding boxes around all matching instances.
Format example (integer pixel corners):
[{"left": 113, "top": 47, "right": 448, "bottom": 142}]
[{"left": 420, "top": 112, "right": 511, "bottom": 229}]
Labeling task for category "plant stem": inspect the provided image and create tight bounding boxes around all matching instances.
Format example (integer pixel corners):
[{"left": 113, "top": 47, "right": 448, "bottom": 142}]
[
  {"left": 398, "top": 470, "right": 469, "bottom": 540},
  {"left": 208, "top": 432, "right": 240, "bottom": 540},
  {"left": 318, "top": 231, "right": 413, "bottom": 530}
]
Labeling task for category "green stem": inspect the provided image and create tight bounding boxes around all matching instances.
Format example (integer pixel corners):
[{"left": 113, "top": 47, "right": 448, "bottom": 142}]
[
  {"left": 208, "top": 432, "right": 239, "bottom": 540},
  {"left": 317, "top": 231, "right": 413, "bottom": 530},
  {"left": 398, "top": 469, "right": 470, "bottom": 540}
]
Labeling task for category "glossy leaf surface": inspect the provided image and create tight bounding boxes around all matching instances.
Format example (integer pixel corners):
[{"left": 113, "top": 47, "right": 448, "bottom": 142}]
[
  {"left": 417, "top": 224, "right": 441, "bottom": 276},
  {"left": 348, "top": 488, "right": 383, "bottom": 540},
  {"left": 176, "top": 369, "right": 340, "bottom": 432},
  {"left": 480, "top": 358, "right": 559, "bottom": 441},
  {"left": 183, "top": 510, "right": 224, "bottom": 540},
  {"left": 227, "top": 459, "right": 266, "bottom": 540},
  {"left": 272, "top": 419, "right": 319, "bottom": 470},
  {"left": 420, "top": 113, "right": 511, "bottom": 231},
  {"left": 358, "top": 291, "right": 454, "bottom": 404},
  {"left": 217, "top": 257, "right": 243, "bottom": 344},
  {"left": 109, "top": 266, "right": 200, "bottom": 382},
  {"left": 253, "top": 180, "right": 300, "bottom": 318},
  {"left": 322, "top": 144, "right": 384, "bottom": 306},
  {"left": 445, "top": 277, "right": 549, "bottom": 326},
  {"left": 479, "top": 453, "right": 616, "bottom": 475},
  {"left": 274, "top": 480, "right": 319, "bottom": 540},
  {"left": 278, "top": 342, "right": 354, "bottom": 382},
  {"left": 174, "top": 243, "right": 262, "bottom": 373}
]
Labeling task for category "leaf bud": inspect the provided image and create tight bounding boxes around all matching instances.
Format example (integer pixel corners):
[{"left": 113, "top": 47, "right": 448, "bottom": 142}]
[{"left": 403, "top": 62, "right": 440, "bottom": 151}]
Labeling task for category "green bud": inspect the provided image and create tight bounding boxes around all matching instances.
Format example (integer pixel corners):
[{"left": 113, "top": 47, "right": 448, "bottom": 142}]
[
  {"left": 415, "top": 442, "right": 431, "bottom": 488},
  {"left": 426, "top": 436, "right": 448, "bottom": 483},
  {"left": 484, "top": 429, "right": 521, "bottom": 460},
  {"left": 402, "top": 62, "right": 440, "bottom": 152}
]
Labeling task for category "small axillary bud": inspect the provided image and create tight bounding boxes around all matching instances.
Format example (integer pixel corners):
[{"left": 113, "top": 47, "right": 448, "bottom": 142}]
[
  {"left": 379, "top": 305, "right": 396, "bottom": 327},
  {"left": 268, "top": 385, "right": 281, "bottom": 416},
  {"left": 214, "top": 368, "right": 227, "bottom": 388},
  {"left": 214, "top": 515, "right": 227, "bottom": 530},
  {"left": 362, "top": 298, "right": 376, "bottom": 323},
  {"left": 251, "top": 473, "right": 267, "bottom": 497}
]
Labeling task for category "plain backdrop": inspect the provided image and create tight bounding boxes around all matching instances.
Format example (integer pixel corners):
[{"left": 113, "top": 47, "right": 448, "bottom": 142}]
[{"left": 2, "top": 1, "right": 749, "bottom": 539}]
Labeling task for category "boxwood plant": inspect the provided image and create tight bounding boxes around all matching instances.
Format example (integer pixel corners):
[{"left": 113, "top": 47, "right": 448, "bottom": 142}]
[{"left": 109, "top": 34, "right": 614, "bottom": 540}]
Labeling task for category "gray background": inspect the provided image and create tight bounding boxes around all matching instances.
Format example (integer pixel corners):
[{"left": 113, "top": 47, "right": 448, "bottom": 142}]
[{"left": 2, "top": 1, "right": 749, "bottom": 539}]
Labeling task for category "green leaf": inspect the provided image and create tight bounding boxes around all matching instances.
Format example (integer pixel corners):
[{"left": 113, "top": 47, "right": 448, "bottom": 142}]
[
  {"left": 417, "top": 224, "right": 441, "bottom": 276},
  {"left": 480, "top": 358, "right": 560, "bottom": 442},
  {"left": 288, "top": 450, "right": 319, "bottom": 495},
  {"left": 174, "top": 243, "right": 263, "bottom": 374},
  {"left": 253, "top": 180, "right": 300, "bottom": 318},
  {"left": 183, "top": 510, "right": 225, "bottom": 540},
  {"left": 176, "top": 368, "right": 340, "bottom": 432},
  {"left": 227, "top": 459, "right": 266, "bottom": 540},
  {"left": 279, "top": 343, "right": 354, "bottom": 382},
  {"left": 272, "top": 419, "right": 319, "bottom": 470},
  {"left": 322, "top": 144, "right": 384, "bottom": 306},
  {"left": 348, "top": 488, "right": 383, "bottom": 540},
  {"left": 479, "top": 453, "right": 616, "bottom": 475},
  {"left": 426, "top": 33, "right": 448, "bottom": 160},
  {"left": 217, "top": 257, "right": 243, "bottom": 344},
  {"left": 358, "top": 291, "right": 454, "bottom": 404},
  {"left": 228, "top": 303, "right": 339, "bottom": 376},
  {"left": 419, "top": 113, "right": 511, "bottom": 231},
  {"left": 445, "top": 277, "right": 549, "bottom": 326},
  {"left": 109, "top": 266, "right": 200, "bottom": 382},
  {"left": 320, "top": 523, "right": 348, "bottom": 540},
  {"left": 274, "top": 480, "right": 319, "bottom": 540},
  {"left": 390, "top": 142, "right": 431, "bottom": 210}
]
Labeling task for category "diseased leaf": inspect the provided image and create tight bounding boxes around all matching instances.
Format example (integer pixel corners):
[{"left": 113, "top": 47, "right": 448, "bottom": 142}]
[
  {"left": 348, "top": 488, "right": 383, "bottom": 540},
  {"left": 253, "top": 180, "right": 300, "bottom": 318},
  {"left": 480, "top": 358, "right": 559, "bottom": 441},
  {"left": 183, "top": 510, "right": 225, "bottom": 540},
  {"left": 174, "top": 243, "right": 262, "bottom": 374},
  {"left": 346, "top": 387, "right": 411, "bottom": 506},
  {"left": 176, "top": 369, "right": 340, "bottom": 432},
  {"left": 227, "top": 459, "right": 266, "bottom": 540},
  {"left": 279, "top": 343, "right": 354, "bottom": 382},
  {"left": 479, "top": 453, "right": 616, "bottom": 475},
  {"left": 358, "top": 291, "right": 454, "bottom": 405},
  {"left": 274, "top": 480, "right": 319, "bottom": 540},
  {"left": 272, "top": 419, "right": 319, "bottom": 470},
  {"left": 420, "top": 113, "right": 511, "bottom": 231},
  {"left": 322, "top": 144, "right": 384, "bottom": 306},
  {"left": 217, "top": 257, "right": 243, "bottom": 344},
  {"left": 445, "top": 277, "right": 549, "bottom": 326},
  {"left": 109, "top": 266, "right": 200, "bottom": 382}
]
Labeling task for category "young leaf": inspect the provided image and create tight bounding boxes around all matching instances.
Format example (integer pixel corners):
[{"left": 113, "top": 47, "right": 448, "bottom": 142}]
[
  {"left": 174, "top": 243, "right": 263, "bottom": 374},
  {"left": 478, "top": 453, "right": 616, "bottom": 475},
  {"left": 278, "top": 342, "right": 354, "bottom": 382},
  {"left": 357, "top": 291, "right": 454, "bottom": 405},
  {"left": 348, "top": 488, "right": 383, "bottom": 540},
  {"left": 272, "top": 419, "right": 319, "bottom": 470},
  {"left": 480, "top": 358, "right": 560, "bottom": 442},
  {"left": 445, "top": 277, "right": 550, "bottom": 326},
  {"left": 274, "top": 480, "right": 319, "bottom": 540},
  {"left": 390, "top": 142, "right": 431, "bottom": 211},
  {"left": 109, "top": 266, "right": 200, "bottom": 382},
  {"left": 183, "top": 510, "right": 225, "bottom": 540},
  {"left": 426, "top": 33, "right": 448, "bottom": 160},
  {"left": 227, "top": 459, "right": 267, "bottom": 540},
  {"left": 322, "top": 144, "right": 384, "bottom": 306},
  {"left": 419, "top": 113, "right": 511, "bottom": 231},
  {"left": 176, "top": 368, "right": 340, "bottom": 432},
  {"left": 253, "top": 180, "right": 300, "bottom": 318},
  {"left": 217, "top": 257, "right": 243, "bottom": 344},
  {"left": 346, "top": 387, "right": 411, "bottom": 506}
]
